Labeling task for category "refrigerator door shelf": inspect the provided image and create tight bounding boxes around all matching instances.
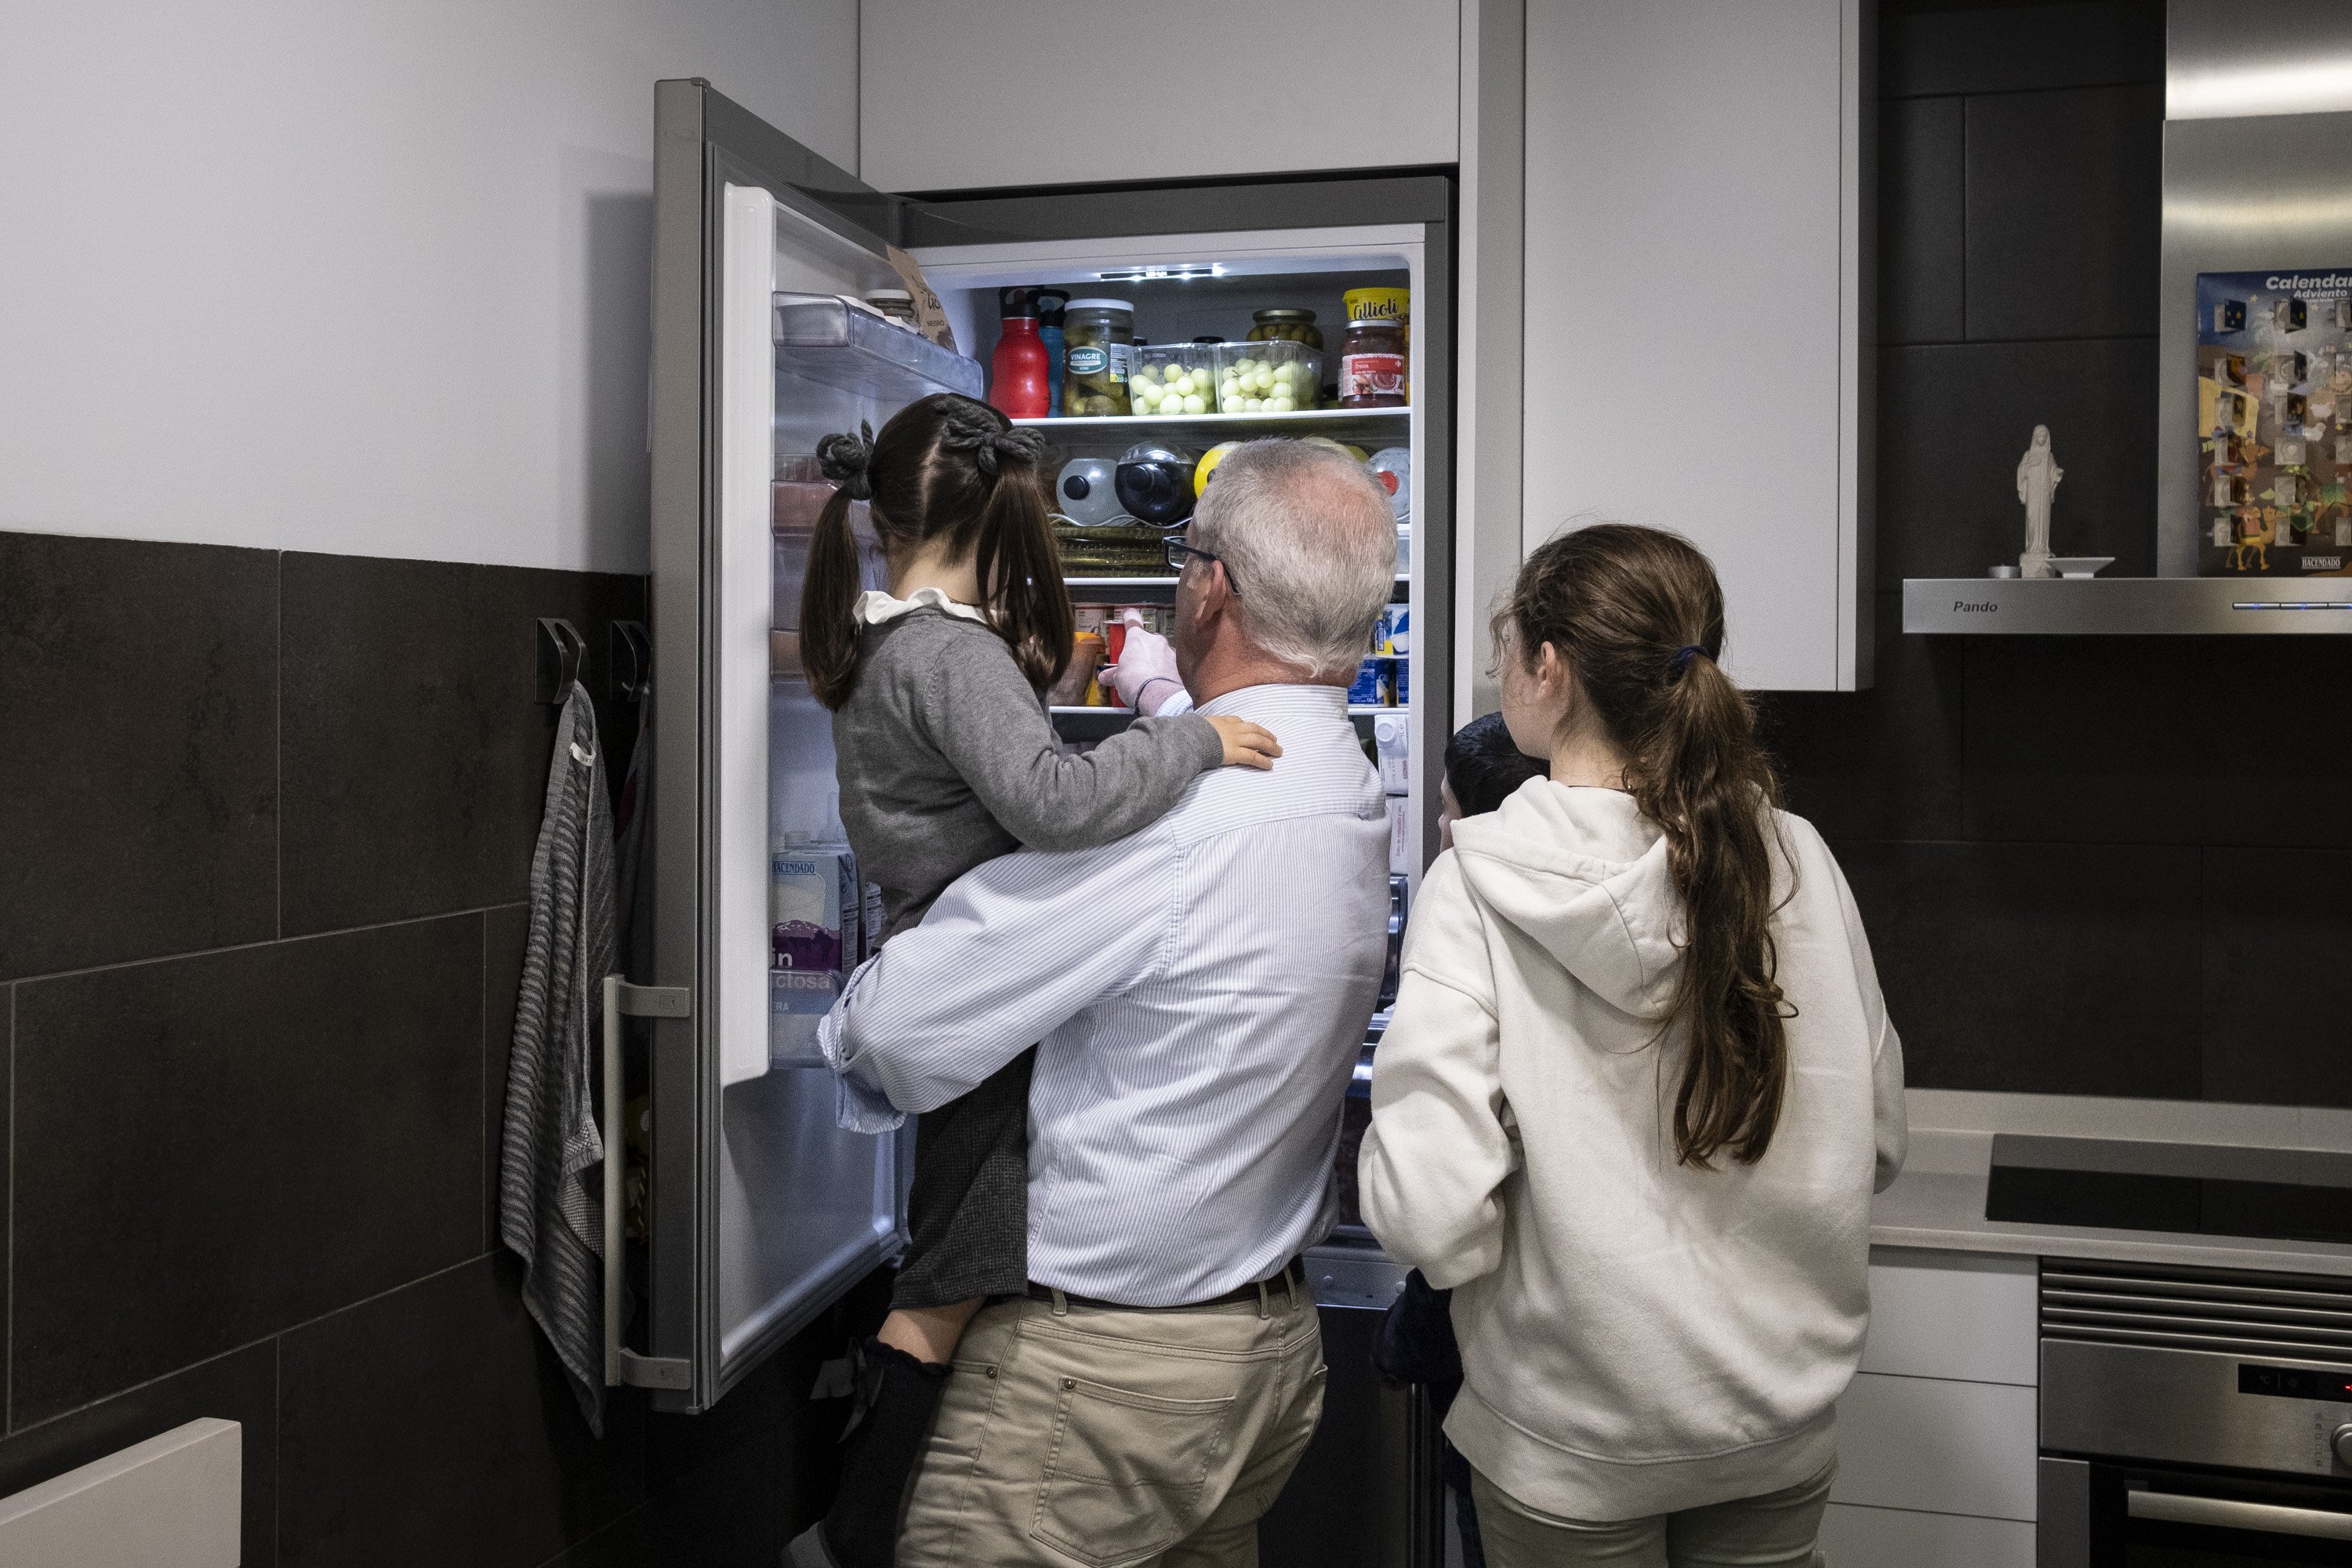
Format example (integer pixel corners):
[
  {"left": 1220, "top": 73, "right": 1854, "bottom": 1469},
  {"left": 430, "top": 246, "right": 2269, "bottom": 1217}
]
[{"left": 773, "top": 292, "right": 984, "bottom": 405}]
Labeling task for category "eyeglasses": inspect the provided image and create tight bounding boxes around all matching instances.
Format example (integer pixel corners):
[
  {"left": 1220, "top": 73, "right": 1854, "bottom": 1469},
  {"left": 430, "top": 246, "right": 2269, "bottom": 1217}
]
[{"left": 1165, "top": 539, "right": 1241, "bottom": 597}]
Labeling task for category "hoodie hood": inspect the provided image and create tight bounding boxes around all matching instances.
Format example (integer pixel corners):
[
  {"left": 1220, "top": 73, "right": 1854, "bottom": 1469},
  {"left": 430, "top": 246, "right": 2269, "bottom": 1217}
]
[{"left": 1447, "top": 779, "right": 1682, "bottom": 1016}]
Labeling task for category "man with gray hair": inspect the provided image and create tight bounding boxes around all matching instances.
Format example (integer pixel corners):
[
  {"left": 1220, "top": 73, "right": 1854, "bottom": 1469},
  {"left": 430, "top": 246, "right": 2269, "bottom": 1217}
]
[{"left": 820, "top": 439, "right": 1399, "bottom": 1566}]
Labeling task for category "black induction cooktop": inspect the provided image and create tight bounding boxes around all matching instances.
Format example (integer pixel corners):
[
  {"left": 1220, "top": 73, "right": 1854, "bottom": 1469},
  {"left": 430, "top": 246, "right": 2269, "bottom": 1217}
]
[{"left": 1985, "top": 1134, "right": 2352, "bottom": 1247}]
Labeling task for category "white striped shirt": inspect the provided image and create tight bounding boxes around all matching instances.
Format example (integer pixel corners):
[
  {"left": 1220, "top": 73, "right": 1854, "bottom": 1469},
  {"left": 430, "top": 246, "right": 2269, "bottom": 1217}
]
[{"left": 823, "top": 683, "right": 1391, "bottom": 1306}]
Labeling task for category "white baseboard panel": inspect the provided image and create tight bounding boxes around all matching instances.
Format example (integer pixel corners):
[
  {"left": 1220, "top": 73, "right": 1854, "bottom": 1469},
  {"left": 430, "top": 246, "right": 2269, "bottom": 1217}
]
[{"left": 0, "top": 1417, "right": 240, "bottom": 1566}]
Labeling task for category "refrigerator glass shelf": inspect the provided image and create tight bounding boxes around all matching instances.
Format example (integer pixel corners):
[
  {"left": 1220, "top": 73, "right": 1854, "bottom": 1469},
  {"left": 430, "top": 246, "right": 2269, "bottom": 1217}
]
[
  {"left": 1062, "top": 575, "right": 1409, "bottom": 605},
  {"left": 771, "top": 292, "right": 984, "bottom": 403},
  {"left": 1047, "top": 703, "right": 1409, "bottom": 717},
  {"left": 1018, "top": 406, "right": 1409, "bottom": 446}
]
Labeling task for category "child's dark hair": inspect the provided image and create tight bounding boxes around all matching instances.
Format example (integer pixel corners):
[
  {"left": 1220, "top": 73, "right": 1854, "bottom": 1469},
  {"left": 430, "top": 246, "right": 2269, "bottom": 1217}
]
[
  {"left": 1444, "top": 712, "right": 1548, "bottom": 818},
  {"left": 799, "top": 394, "right": 1073, "bottom": 710},
  {"left": 1497, "top": 523, "right": 1790, "bottom": 1169}
]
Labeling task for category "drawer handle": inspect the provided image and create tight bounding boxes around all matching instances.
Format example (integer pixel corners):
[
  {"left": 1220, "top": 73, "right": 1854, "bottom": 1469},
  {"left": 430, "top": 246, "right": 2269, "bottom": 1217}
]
[{"left": 2128, "top": 1490, "right": 2352, "bottom": 1541}]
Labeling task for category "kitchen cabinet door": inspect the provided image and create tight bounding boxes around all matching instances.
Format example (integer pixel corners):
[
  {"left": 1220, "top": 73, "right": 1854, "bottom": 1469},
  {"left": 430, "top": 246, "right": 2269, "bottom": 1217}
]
[
  {"left": 1521, "top": 0, "right": 1873, "bottom": 691},
  {"left": 1859, "top": 1247, "right": 2037, "bottom": 1386},
  {"left": 1831, "top": 1372, "right": 2039, "bottom": 1521},
  {"left": 1818, "top": 1503, "right": 2034, "bottom": 1568},
  {"left": 858, "top": 0, "right": 1460, "bottom": 193}
]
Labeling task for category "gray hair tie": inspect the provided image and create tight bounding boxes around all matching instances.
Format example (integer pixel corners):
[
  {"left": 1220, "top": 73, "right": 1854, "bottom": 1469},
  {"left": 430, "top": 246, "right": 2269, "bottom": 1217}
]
[
  {"left": 938, "top": 404, "right": 1047, "bottom": 477},
  {"left": 816, "top": 423, "right": 875, "bottom": 500}
]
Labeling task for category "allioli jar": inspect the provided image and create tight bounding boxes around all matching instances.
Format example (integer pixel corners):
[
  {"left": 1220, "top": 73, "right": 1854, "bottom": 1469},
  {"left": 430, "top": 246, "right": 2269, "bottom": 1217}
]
[
  {"left": 1338, "top": 318, "right": 1408, "bottom": 408},
  {"left": 1248, "top": 309, "right": 1323, "bottom": 350},
  {"left": 1341, "top": 287, "right": 1409, "bottom": 325},
  {"left": 1061, "top": 298, "right": 1135, "bottom": 416}
]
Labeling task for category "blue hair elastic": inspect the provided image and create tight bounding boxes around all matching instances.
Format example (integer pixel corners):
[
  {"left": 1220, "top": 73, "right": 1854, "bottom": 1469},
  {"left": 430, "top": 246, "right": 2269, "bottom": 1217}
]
[{"left": 1670, "top": 644, "right": 1711, "bottom": 676}]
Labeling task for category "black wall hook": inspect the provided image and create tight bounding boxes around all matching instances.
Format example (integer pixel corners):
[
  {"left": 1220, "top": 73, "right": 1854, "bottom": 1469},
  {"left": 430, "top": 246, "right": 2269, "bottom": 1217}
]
[
  {"left": 611, "top": 621, "right": 650, "bottom": 701},
  {"left": 536, "top": 618, "right": 588, "bottom": 705}
]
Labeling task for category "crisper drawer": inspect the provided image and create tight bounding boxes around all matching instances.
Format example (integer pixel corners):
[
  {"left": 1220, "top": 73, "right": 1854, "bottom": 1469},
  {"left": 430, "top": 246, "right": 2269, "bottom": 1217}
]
[
  {"left": 1831, "top": 1372, "right": 2038, "bottom": 1521},
  {"left": 1817, "top": 1502, "right": 2034, "bottom": 1568}
]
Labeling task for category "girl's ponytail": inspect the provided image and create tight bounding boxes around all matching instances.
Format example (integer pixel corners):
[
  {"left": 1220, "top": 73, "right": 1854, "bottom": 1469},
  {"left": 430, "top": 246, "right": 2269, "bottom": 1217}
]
[
  {"left": 1501, "top": 524, "right": 1791, "bottom": 1167},
  {"left": 799, "top": 425, "right": 873, "bottom": 710},
  {"left": 1632, "top": 643, "right": 1789, "bottom": 1167}
]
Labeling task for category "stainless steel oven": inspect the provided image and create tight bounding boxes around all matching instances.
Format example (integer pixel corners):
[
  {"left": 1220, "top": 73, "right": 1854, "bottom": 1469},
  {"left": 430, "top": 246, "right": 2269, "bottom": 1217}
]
[{"left": 2038, "top": 1259, "right": 2352, "bottom": 1565}]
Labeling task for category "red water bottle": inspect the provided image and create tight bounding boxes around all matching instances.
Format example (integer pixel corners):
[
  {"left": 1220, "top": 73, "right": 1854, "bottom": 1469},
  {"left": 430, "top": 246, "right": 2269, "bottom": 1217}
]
[{"left": 989, "top": 290, "right": 1051, "bottom": 419}]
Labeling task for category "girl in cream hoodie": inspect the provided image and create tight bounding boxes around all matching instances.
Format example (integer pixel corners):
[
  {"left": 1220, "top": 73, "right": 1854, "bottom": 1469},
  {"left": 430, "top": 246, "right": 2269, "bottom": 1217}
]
[{"left": 1359, "top": 524, "right": 1907, "bottom": 1566}]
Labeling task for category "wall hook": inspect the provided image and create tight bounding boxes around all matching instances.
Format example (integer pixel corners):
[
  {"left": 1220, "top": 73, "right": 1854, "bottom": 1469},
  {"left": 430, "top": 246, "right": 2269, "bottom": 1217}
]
[
  {"left": 611, "top": 620, "right": 651, "bottom": 701},
  {"left": 536, "top": 618, "right": 588, "bottom": 705}
]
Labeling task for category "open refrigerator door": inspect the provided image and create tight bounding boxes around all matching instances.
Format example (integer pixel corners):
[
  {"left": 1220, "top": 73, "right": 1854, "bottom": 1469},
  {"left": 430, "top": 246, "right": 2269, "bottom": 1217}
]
[{"left": 644, "top": 82, "right": 985, "bottom": 1411}]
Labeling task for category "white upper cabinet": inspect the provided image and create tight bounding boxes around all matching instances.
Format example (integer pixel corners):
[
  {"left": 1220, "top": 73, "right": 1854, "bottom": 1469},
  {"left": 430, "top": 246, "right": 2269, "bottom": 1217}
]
[
  {"left": 1521, "top": 0, "right": 1872, "bottom": 691},
  {"left": 858, "top": 0, "right": 1461, "bottom": 193}
]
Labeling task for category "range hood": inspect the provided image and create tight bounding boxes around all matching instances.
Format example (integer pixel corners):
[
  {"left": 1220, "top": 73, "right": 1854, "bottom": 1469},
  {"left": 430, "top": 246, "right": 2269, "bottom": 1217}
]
[{"left": 1908, "top": 0, "right": 2352, "bottom": 633}]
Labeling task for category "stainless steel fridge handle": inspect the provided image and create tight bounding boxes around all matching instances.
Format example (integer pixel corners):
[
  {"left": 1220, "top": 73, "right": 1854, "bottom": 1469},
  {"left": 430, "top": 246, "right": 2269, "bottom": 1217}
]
[
  {"left": 2128, "top": 1489, "right": 2352, "bottom": 1541},
  {"left": 602, "top": 974, "right": 692, "bottom": 1391}
]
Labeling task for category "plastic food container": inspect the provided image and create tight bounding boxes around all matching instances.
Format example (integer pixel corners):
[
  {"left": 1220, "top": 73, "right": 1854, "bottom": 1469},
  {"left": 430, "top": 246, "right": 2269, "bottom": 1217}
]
[
  {"left": 1217, "top": 341, "right": 1320, "bottom": 412},
  {"left": 1127, "top": 345, "right": 1221, "bottom": 415},
  {"left": 1343, "top": 286, "right": 1410, "bottom": 325}
]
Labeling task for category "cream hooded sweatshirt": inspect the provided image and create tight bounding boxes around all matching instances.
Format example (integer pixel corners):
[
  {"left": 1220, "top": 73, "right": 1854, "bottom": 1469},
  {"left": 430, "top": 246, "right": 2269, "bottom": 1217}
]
[{"left": 1359, "top": 781, "right": 1906, "bottom": 1523}]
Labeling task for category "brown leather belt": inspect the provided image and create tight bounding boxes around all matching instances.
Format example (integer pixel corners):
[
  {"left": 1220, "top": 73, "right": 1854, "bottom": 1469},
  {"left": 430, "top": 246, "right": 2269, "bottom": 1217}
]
[{"left": 1025, "top": 1258, "right": 1306, "bottom": 1314}]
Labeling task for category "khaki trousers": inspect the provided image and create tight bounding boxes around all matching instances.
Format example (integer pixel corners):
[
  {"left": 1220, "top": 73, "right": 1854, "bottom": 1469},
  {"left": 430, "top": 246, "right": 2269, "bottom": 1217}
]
[
  {"left": 896, "top": 1283, "right": 1326, "bottom": 1568},
  {"left": 1470, "top": 1465, "right": 1835, "bottom": 1568}
]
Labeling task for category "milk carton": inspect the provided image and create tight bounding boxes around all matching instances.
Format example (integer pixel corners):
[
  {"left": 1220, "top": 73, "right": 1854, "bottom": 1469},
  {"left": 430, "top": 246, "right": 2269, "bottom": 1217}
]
[
  {"left": 769, "top": 840, "right": 858, "bottom": 1069},
  {"left": 771, "top": 840, "right": 858, "bottom": 973}
]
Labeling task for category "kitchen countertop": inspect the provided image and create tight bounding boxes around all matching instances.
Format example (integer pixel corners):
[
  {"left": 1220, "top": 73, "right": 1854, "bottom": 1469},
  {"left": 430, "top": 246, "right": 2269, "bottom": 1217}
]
[{"left": 1874, "top": 1091, "right": 2352, "bottom": 1279}]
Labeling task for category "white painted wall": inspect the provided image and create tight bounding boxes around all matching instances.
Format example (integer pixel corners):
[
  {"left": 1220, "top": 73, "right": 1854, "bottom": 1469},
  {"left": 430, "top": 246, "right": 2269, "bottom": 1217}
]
[
  {"left": 859, "top": 0, "right": 1461, "bottom": 193},
  {"left": 0, "top": 0, "right": 859, "bottom": 573}
]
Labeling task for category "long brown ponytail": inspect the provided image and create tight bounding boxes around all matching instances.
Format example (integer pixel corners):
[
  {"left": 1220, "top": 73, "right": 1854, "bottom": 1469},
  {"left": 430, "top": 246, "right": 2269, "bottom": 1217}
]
[
  {"left": 799, "top": 393, "right": 1073, "bottom": 710},
  {"left": 1500, "top": 524, "right": 1791, "bottom": 1167}
]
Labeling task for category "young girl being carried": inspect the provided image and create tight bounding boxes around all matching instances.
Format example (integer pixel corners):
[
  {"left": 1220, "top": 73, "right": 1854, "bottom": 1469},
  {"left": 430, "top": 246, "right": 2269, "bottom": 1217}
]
[{"left": 786, "top": 394, "right": 1279, "bottom": 1568}]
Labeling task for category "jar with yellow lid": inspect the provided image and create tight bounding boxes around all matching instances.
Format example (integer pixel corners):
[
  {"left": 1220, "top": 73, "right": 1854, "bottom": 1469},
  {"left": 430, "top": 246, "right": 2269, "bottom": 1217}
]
[{"left": 1342, "top": 287, "right": 1410, "bottom": 325}]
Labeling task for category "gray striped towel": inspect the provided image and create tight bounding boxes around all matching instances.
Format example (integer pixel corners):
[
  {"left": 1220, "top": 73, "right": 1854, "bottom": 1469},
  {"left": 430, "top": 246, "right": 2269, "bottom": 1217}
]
[{"left": 499, "top": 681, "right": 616, "bottom": 1434}]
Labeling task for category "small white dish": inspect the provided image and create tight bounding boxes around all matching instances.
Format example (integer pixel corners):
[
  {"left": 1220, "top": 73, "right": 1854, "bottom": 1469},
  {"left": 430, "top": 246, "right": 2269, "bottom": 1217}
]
[{"left": 2049, "top": 556, "right": 2115, "bottom": 579}]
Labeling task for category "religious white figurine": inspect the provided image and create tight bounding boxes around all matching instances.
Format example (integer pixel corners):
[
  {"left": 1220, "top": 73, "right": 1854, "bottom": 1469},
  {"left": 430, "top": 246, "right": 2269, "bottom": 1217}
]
[{"left": 2017, "top": 424, "right": 2063, "bottom": 578}]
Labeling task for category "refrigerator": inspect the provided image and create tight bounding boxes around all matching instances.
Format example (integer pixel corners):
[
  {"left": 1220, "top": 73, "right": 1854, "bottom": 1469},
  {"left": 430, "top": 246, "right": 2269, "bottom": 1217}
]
[{"left": 630, "top": 78, "right": 1455, "bottom": 1555}]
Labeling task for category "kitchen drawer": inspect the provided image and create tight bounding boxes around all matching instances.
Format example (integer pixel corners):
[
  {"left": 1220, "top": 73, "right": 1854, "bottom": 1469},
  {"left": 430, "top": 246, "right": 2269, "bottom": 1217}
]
[
  {"left": 1818, "top": 1501, "right": 2034, "bottom": 1568},
  {"left": 1860, "top": 1247, "right": 2038, "bottom": 1386},
  {"left": 1831, "top": 1372, "right": 2038, "bottom": 1521}
]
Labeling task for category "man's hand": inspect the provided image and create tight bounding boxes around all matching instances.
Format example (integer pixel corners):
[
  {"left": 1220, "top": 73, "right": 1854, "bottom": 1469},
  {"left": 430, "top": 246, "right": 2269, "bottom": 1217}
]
[
  {"left": 1205, "top": 715, "right": 1282, "bottom": 771},
  {"left": 1109, "top": 612, "right": 1185, "bottom": 714}
]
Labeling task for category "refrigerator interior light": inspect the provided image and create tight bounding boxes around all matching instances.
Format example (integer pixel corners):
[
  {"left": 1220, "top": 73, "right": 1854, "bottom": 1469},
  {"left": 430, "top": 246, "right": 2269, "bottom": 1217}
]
[{"left": 1096, "top": 263, "right": 1224, "bottom": 282}]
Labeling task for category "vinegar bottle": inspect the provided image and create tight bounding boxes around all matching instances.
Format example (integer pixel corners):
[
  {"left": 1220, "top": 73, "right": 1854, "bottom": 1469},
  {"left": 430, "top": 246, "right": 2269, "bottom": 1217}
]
[{"left": 990, "top": 310, "right": 1051, "bottom": 420}]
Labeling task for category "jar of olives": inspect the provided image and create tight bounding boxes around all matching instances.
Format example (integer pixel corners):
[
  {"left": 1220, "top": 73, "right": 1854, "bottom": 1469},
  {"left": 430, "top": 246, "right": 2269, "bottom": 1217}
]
[
  {"left": 1061, "top": 298, "right": 1135, "bottom": 416},
  {"left": 1247, "top": 309, "right": 1323, "bottom": 350}
]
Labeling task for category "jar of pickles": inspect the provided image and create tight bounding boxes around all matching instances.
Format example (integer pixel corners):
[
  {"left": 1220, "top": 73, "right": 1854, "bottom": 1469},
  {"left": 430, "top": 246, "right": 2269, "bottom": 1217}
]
[
  {"left": 1247, "top": 309, "right": 1324, "bottom": 350},
  {"left": 1062, "top": 298, "right": 1135, "bottom": 416}
]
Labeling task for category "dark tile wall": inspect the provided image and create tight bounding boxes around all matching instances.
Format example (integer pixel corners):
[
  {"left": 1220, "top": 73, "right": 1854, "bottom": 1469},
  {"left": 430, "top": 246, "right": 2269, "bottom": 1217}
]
[
  {"left": 0, "top": 528, "right": 865, "bottom": 1563},
  {"left": 1769, "top": 0, "right": 2352, "bottom": 1107}
]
